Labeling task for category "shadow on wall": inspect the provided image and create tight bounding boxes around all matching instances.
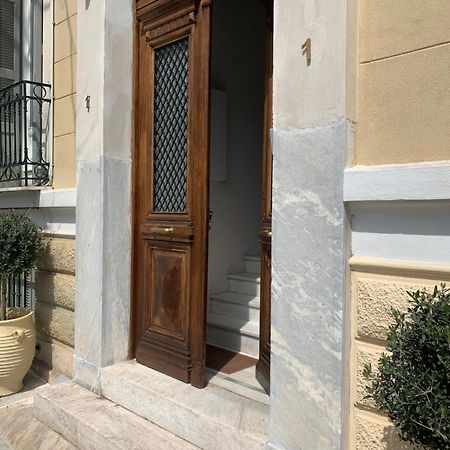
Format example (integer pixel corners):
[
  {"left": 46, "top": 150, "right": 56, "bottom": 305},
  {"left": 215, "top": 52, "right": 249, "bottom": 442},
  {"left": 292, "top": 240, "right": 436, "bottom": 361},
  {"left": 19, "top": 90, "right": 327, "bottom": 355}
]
[
  {"left": 381, "top": 425, "right": 412, "bottom": 450},
  {"left": 32, "top": 237, "right": 75, "bottom": 380}
]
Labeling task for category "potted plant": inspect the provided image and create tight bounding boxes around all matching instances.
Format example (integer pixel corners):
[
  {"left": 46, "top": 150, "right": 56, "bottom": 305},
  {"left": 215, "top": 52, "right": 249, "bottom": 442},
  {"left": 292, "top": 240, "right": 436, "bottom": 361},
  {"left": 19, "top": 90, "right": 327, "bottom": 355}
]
[
  {"left": 0, "top": 211, "right": 43, "bottom": 396},
  {"left": 364, "top": 285, "right": 450, "bottom": 449}
]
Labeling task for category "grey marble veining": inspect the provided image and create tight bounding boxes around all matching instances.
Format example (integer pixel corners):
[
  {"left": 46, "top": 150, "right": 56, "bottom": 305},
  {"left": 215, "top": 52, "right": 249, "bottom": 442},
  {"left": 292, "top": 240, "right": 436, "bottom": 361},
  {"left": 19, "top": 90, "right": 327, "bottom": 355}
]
[
  {"left": 101, "top": 360, "right": 269, "bottom": 449},
  {"left": 74, "top": 155, "right": 132, "bottom": 394},
  {"left": 269, "top": 120, "right": 347, "bottom": 450}
]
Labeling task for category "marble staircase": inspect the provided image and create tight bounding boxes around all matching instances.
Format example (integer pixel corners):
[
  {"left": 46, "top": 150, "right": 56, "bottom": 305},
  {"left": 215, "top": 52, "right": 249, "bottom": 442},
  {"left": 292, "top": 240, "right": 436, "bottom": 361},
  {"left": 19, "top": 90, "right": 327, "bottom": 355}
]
[
  {"left": 0, "top": 398, "right": 75, "bottom": 450},
  {"left": 34, "top": 381, "right": 197, "bottom": 450},
  {"left": 33, "top": 360, "right": 269, "bottom": 449},
  {"left": 207, "top": 255, "right": 261, "bottom": 357}
]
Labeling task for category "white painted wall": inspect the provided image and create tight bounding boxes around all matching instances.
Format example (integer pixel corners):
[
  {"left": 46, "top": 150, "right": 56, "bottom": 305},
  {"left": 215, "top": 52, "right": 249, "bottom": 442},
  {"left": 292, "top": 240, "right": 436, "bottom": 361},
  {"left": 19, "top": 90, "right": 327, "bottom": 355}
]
[
  {"left": 0, "top": 188, "right": 76, "bottom": 236},
  {"left": 345, "top": 162, "right": 450, "bottom": 266},
  {"left": 208, "top": 0, "right": 266, "bottom": 294},
  {"left": 351, "top": 201, "right": 450, "bottom": 265}
]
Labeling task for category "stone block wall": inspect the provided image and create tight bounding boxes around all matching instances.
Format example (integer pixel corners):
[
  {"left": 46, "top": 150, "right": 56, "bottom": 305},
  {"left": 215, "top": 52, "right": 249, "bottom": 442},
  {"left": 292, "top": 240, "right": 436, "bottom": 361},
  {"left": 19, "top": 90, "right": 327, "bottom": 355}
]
[
  {"left": 350, "top": 264, "right": 450, "bottom": 449},
  {"left": 52, "top": 0, "right": 77, "bottom": 188},
  {"left": 354, "top": 0, "right": 450, "bottom": 165},
  {"left": 34, "top": 236, "right": 75, "bottom": 380}
]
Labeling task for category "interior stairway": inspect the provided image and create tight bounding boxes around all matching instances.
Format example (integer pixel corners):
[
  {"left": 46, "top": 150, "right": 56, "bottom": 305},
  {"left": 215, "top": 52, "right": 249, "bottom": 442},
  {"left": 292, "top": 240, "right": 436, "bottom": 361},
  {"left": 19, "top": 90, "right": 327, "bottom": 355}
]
[{"left": 207, "top": 255, "right": 261, "bottom": 357}]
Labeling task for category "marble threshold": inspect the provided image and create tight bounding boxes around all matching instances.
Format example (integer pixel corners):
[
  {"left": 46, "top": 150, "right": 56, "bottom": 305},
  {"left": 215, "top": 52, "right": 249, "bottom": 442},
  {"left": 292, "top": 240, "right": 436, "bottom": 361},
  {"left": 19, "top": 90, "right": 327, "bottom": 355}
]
[{"left": 101, "top": 359, "right": 269, "bottom": 449}]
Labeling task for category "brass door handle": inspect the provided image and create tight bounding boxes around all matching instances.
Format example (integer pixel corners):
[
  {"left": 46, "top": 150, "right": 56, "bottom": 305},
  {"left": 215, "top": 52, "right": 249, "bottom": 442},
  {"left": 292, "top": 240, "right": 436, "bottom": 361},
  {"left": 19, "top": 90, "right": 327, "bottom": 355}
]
[
  {"left": 262, "top": 229, "right": 272, "bottom": 238},
  {"left": 151, "top": 226, "right": 175, "bottom": 234}
]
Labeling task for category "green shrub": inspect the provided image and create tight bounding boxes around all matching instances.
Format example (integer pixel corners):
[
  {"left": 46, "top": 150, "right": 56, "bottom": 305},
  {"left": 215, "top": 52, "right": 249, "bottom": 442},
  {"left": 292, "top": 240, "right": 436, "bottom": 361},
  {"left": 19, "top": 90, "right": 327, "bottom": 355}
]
[
  {"left": 0, "top": 211, "right": 43, "bottom": 320},
  {"left": 364, "top": 285, "right": 450, "bottom": 449}
]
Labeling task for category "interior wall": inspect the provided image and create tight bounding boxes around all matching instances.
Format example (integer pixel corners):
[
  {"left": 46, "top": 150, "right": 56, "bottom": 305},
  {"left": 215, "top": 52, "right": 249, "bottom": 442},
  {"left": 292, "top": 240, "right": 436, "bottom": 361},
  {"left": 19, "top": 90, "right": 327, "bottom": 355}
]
[{"left": 208, "top": 0, "right": 266, "bottom": 294}]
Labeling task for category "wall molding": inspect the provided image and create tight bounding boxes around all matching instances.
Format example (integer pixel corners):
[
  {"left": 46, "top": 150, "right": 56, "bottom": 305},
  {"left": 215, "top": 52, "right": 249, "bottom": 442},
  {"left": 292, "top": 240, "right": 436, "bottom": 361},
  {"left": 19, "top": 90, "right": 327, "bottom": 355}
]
[
  {"left": 0, "top": 188, "right": 77, "bottom": 209},
  {"left": 344, "top": 162, "right": 450, "bottom": 202},
  {"left": 350, "top": 256, "right": 450, "bottom": 280}
]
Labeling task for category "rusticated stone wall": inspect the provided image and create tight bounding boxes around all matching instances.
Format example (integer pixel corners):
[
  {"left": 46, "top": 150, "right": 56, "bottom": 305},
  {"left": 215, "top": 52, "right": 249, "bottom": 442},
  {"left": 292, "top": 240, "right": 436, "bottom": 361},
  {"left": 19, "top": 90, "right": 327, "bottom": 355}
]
[
  {"left": 350, "top": 264, "right": 450, "bottom": 449},
  {"left": 53, "top": 0, "right": 77, "bottom": 188},
  {"left": 33, "top": 236, "right": 75, "bottom": 380}
]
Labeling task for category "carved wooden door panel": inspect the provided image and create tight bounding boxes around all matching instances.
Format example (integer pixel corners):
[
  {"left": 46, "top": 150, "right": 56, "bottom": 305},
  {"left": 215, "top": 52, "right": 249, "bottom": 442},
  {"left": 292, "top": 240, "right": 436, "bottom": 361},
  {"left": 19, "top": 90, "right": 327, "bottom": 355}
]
[
  {"left": 133, "top": 0, "right": 211, "bottom": 388},
  {"left": 256, "top": 2, "right": 273, "bottom": 394}
]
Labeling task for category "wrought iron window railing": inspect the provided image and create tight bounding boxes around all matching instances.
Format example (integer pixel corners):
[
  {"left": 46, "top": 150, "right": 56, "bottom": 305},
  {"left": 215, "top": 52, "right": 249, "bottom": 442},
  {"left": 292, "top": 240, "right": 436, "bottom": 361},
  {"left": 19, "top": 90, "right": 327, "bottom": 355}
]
[{"left": 0, "top": 80, "right": 51, "bottom": 187}]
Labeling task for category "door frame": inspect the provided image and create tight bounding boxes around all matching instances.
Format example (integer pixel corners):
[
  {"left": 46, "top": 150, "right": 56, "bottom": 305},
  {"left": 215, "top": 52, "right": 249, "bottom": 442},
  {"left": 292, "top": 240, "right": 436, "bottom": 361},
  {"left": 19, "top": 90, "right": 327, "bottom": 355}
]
[
  {"left": 130, "top": 0, "right": 273, "bottom": 390},
  {"left": 131, "top": 0, "right": 212, "bottom": 388}
]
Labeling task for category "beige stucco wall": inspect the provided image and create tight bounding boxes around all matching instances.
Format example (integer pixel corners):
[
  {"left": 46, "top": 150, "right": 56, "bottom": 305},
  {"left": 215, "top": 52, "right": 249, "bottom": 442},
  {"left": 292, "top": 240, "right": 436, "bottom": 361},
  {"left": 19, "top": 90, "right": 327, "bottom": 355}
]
[
  {"left": 52, "top": 0, "right": 77, "bottom": 188},
  {"left": 349, "top": 264, "right": 450, "bottom": 448},
  {"left": 34, "top": 236, "right": 75, "bottom": 380},
  {"left": 354, "top": 0, "right": 450, "bottom": 165}
]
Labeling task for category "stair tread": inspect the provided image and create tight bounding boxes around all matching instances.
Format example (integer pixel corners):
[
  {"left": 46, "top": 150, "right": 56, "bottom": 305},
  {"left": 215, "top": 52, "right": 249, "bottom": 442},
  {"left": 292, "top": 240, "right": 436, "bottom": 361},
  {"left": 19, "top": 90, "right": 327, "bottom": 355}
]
[
  {"left": 0, "top": 400, "right": 75, "bottom": 450},
  {"left": 34, "top": 382, "right": 197, "bottom": 449},
  {"left": 210, "top": 291, "right": 260, "bottom": 308},
  {"left": 208, "top": 313, "right": 259, "bottom": 337},
  {"left": 228, "top": 272, "right": 261, "bottom": 283},
  {"left": 101, "top": 361, "right": 269, "bottom": 449},
  {"left": 244, "top": 255, "right": 261, "bottom": 262}
]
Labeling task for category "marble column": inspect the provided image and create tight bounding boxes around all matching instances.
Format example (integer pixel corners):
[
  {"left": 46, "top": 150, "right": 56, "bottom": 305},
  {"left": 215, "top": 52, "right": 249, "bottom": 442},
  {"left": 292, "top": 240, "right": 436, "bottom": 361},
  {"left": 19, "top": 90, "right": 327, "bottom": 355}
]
[
  {"left": 73, "top": 0, "right": 134, "bottom": 393},
  {"left": 269, "top": 0, "right": 351, "bottom": 448},
  {"left": 270, "top": 122, "right": 348, "bottom": 449}
]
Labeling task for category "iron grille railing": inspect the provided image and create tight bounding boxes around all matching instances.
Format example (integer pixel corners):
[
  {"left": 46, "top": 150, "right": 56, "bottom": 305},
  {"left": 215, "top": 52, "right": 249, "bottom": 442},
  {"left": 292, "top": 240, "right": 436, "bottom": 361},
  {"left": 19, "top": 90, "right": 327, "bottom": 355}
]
[
  {"left": 6, "top": 272, "right": 33, "bottom": 310},
  {"left": 0, "top": 80, "right": 51, "bottom": 187}
]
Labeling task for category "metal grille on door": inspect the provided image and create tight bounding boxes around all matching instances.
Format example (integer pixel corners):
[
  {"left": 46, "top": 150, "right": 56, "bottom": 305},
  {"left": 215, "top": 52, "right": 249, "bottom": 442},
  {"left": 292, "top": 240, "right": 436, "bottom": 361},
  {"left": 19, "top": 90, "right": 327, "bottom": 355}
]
[{"left": 153, "top": 38, "right": 189, "bottom": 213}]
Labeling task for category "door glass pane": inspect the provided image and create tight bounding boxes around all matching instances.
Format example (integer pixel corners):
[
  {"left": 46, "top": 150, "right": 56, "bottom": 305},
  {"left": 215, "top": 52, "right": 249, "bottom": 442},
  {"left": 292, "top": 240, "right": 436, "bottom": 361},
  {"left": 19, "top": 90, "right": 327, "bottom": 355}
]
[{"left": 153, "top": 38, "right": 189, "bottom": 213}]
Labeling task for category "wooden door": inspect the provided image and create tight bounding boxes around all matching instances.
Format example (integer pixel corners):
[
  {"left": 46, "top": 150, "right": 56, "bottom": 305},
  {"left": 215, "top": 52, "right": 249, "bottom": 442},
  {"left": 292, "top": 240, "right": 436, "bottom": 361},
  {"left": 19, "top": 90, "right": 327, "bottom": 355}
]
[
  {"left": 133, "top": 0, "right": 211, "bottom": 389},
  {"left": 256, "top": 1, "right": 273, "bottom": 394}
]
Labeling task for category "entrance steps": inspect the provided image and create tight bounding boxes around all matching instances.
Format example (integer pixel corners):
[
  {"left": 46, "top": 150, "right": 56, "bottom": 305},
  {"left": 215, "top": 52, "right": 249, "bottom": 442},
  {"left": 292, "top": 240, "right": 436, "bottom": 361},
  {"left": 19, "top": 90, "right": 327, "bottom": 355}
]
[
  {"left": 0, "top": 398, "right": 75, "bottom": 450},
  {"left": 34, "top": 360, "right": 269, "bottom": 449},
  {"left": 207, "top": 256, "right": 261, "bottom": 357},
  {"left": 34, "top": 381, "right": 195, "bottom": 450}
]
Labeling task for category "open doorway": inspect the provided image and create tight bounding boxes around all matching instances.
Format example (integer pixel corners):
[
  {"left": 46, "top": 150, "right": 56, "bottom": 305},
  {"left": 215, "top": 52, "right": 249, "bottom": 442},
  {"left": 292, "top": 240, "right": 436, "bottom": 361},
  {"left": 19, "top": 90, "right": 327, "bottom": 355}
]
[{"left": 206, "top": 0, "right": 270, "bottom": 402}]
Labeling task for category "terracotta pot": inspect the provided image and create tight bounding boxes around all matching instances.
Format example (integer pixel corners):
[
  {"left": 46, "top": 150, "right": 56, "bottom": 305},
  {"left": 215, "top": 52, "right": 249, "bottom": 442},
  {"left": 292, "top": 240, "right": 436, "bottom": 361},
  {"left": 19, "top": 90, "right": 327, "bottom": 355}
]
[{"left": 0, "top": 309, "right": 36, "bottom": 396}]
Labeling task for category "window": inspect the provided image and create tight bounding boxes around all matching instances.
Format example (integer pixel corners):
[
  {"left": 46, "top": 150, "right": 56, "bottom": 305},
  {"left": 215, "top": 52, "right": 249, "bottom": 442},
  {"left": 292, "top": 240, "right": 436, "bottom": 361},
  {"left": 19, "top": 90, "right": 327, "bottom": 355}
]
[
  {"left": 0, "top": 0, "right": 19, "bottom": 90},
  {"left": 0, "top": 0, "right": 50, "bottom": 187}
]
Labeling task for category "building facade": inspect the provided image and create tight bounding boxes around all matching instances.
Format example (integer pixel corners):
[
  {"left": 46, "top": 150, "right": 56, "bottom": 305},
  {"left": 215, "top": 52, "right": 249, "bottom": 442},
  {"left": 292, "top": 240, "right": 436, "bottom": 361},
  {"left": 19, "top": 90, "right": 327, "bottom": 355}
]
[{"left": 1, "top": 0, "right": 449, "bottom": 449}]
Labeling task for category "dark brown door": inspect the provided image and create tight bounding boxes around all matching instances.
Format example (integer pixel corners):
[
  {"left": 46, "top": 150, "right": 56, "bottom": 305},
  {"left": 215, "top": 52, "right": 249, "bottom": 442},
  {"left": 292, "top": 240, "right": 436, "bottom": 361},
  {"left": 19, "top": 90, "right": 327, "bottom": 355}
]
[
  {"left": 256, "top": 1, "right": 273, "bottom": 394},
  {"left": 133, "top": 0, "right": 212, "bottom": 388}
]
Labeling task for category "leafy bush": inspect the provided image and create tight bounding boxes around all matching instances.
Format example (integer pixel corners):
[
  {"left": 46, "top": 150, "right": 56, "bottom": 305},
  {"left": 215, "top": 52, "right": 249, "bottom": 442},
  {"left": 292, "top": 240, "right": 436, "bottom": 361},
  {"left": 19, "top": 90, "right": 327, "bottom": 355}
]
[
  {"left": 0, "top": 211, "right": 43, "bottom": 277},
  {"left": 0, "top": 211, "right": 43, "bottom": 320},
  {"left": 364, "top": 285, "right": 450, "bottom": 449}
]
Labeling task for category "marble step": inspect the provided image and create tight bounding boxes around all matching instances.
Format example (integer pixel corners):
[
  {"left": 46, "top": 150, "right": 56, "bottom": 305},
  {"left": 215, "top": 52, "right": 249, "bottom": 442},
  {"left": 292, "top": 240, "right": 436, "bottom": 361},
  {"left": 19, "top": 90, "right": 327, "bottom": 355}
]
[
  {"left": 228, "top": 272, "right": 261, "bottom": 296},
  {"left": 101, "top": 360, "right": 269, "bottom": 450},
  {"left": 206, "top": 367, "right": 269, "bottom": 406},
  {"left": 207, "top": 313, "right": 260, "bottom": 357},
  {"left": 210, "top": 291, "right": 260, "bottom": 321},
  {"left": 34, "top": 381, "right": 198, "bottom": 450},
  {"left": 244, "top": 255, "right": 261, "bottom": 274},
  {"left": 0, "top": 399, "right": 75, "bottom": 450}
]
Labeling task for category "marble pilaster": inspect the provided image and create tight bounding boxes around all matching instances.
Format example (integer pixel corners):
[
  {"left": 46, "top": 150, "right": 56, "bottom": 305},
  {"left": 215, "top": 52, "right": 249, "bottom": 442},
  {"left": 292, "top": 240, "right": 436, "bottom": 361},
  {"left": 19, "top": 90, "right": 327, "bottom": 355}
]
[{"left": 269, "top": 120, "right": 348, "bottom": 449}]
